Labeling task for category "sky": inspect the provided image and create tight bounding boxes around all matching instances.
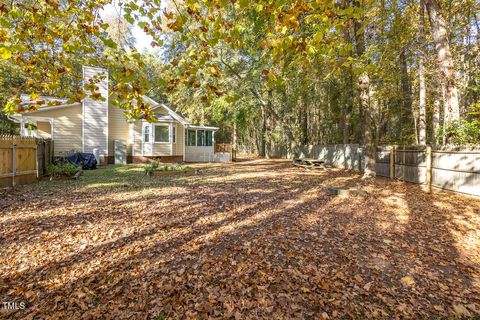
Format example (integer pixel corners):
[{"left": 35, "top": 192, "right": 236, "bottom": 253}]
[{"left": 100, "top": 2, "right": 154, "bottom": 53}]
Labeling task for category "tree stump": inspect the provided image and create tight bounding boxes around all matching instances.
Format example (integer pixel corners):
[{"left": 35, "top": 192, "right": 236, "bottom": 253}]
[{"left": 326, "top": 187, "right": 368, "bottom": 196}]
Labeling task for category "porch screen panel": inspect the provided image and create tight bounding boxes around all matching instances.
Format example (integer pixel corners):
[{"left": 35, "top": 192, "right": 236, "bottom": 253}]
[
  {"left": 187, "top": 130, "right": 196, "bottom": 146},
  {"left": 205, "top": 131, "right": 213, "bottom": 146},
  {"left": 197, "top": 130, "right": 205, "bottom": 146}
]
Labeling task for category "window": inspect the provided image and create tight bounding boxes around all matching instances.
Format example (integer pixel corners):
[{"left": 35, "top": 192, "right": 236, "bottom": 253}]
[
  {"left": 143, "top": 125, "right": 150, "bottom": 143},
  {"left": 154, "top": 125, "right": 169, "bottom": 143},
  {"left": 197, "top": 130, "right": 205, "bottom": 146},
  {"left": 172, "top": 126, "right": 176, "bottom": 144},
  {"left": 205, "top": 131, "right": 213, "bottom": 146},
  {"left": 187, "top": 130, "right": 196, "bottom": 146}
]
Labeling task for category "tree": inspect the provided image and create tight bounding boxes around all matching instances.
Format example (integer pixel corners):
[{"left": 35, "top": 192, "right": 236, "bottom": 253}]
[
  {"left": 0, "top": 0, "right": 155, "bottom": 120},
  {"left": 418, "top": 0, "right": 427, "bottom": 145},
  {"left": 104, "top": 13, "right": 136, "bottom": 50},
  {"left": 2, "top": 0, "right": 479, "bottom": 157},
  {"left": 424, "top": 0, "right": 460, "bottom": 124}
]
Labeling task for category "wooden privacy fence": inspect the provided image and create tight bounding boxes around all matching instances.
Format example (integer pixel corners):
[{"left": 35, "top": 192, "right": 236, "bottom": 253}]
[
  {"left": 376, "top": 146, "right": 480, "bottom": 196},
  {"left": 298, "top": 144, "right": 480, "bottom": 197},
  {"left": 0, "top": 135, "right": 53, "bottom": 188},
  {"left": 214, "top": 143, "right": 236, "bottom": 161},
  {"left": 37, "top": 139, "right": 53, "bottom": 176},
  {"left": 298, "top": 144, "right": 362, "bottom": 170}
]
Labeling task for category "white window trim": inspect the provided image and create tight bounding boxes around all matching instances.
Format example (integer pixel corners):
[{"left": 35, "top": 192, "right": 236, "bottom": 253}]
[
  {"left": 141, "top": 122, "right": 152, "bottom": 156},
  {"left": 153, "top": 123, "right": 171, "bottom": 144},
  {"left": 186, "top": 129, "right": 197, "bottom": 147},
  {"left": 143, "top": 123, "right": 151, "bottom": 143}
]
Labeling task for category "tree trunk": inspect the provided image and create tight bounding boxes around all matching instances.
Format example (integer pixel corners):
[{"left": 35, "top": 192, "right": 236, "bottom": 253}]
[
  {"left": 353, "top": 0, "right": 376, "bottom": 179},
  {"left": 353, "top": 18, "right": 366, "bottom": 145},
  {"left": 301, "top": 98, "right": 308, "bottom": 145},
  {"left": 400, "top": 49, "right": 414, "bottom": 138},
  {"left": 265, "top": 89, "right": 274, "bottom": 158},
  {"left": 341, "top": 21, "right": 353, "bottom": 145},
  {"left": 475, "top": 13, "right": 480, "bottom": 46},
  {"left": 418, "top": 0, "right": 427, "bottom": 145},
  {"left": 232, "top": 121, "right": 237, "bottom": 160},
  {"left": 259, "top": 104, "right": 266, "bottom": 157},
  {"left": 359, "top": 72, "right": 376, "bottom": 179},
  {"left": 432, "top": 98, "right": 441, "bottom": 143},
  {"left": 424, "top": 0, "right": 460, "bottom": 124},
  {"left": 343, "top": 68, "right": 354, "bottom": 144}
]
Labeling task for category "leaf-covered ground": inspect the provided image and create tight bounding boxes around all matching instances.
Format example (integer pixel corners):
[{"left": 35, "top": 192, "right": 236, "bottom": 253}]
[{"left": 1, "top": 159, "right": 479, "bottom": 319}]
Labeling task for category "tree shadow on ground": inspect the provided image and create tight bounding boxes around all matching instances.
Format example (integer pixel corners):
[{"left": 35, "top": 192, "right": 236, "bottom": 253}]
[{"left": 0, "top": 160, "right": 479, "bottom": 319}]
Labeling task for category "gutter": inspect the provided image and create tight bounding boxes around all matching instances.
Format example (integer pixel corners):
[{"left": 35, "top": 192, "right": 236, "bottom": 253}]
[{"left": 7, "top": 115, "right": 21, "bottom": 123}]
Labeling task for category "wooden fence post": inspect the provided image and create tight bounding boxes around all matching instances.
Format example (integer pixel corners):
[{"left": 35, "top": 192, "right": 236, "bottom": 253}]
[
  {"left": 425, "top": 146, "right": 432, "bottom": 192},
  {"left": 390, "top": 145, "right": 395, "bottom": 179},
  {"left": 12, "top": 142, "right": 16, "bottom": 187},
  {"left": 402, "top": 145, "right": 406, "bottom": 182}
]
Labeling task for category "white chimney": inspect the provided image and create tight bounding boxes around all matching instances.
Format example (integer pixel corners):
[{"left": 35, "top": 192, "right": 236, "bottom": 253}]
[{"left": 82, "top": 66, "right": 108, "bottom": 159}]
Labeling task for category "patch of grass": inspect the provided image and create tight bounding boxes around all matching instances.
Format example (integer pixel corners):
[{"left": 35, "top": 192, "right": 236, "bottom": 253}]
[{"left": 158, "top": 163, "right": 194, "bottom": 171}]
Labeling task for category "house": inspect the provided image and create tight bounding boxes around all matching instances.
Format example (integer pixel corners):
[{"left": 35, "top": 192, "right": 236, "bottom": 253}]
[{"left": 10, "top": 66, "right": 219, "bottom": 164}]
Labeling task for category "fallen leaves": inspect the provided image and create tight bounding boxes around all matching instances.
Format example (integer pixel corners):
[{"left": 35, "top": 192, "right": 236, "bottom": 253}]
[
  {"left": 453, "top": 304, "right": 472, "bottom": 317},
  {"left": 354, "top": 274, "right": 364, "bottom": 283},
  {"left": 0, "top": 159, "right": 479, "bottom": 319},
  {"left": 401, "top": 276, "right": 416, "bottom": 287},
  {"left": 363, "top": 281, "right": 373, "bottom": 291}
]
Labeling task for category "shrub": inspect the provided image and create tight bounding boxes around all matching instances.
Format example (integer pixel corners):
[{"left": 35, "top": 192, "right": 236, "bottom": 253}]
[
  {"left": 443, "top": 119, "right": 480, "bottom": 145},
  {"left": 144, "top": 160, "right": 160, "bottom": 176},
  {"left": 160, "top": 164, "right": 193, "bottom": 171},
  {"left": 145, "top": 162, "right": 194, "bottom": 175},
  {"left": 47, "top": 163, "right": 81, "bottom": 177}
]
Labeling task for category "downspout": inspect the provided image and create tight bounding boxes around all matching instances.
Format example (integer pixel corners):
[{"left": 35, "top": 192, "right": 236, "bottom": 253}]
[
  {"left": 170, "top": 122, "right": 173, "bottom": 156},
  {"left": 182, "top": 124, "right": 186, "bottom": 162},
  {"left": 50, "top": 119, "right": 55, "bottom": 141},
  {"left": 6, "top": 115, "right": 20, "bottom": 123},
  {"left": 212, "top": 130, "right": 215, "bottom": 162},
  {"left": 141, "top": 122, "right": 144, "bottom": 157},
  {"left": 7, "top": 115, "right": 24, "bottom": 136}
]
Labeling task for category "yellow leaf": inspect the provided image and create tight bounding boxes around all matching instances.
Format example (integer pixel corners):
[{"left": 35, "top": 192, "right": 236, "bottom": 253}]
[
  {"left": 433, "top": 305, "right": 444, "bottom": 312},
  {"left": 210, "top": 65, "right": 221, "bottom": 77},
  {"left": 453, "top": 304, "right": 471, "bottom": 317},
  {"left": 0, "top": 47, "right": 12, "bottom": 60},
  {"left": 30, "top": 92, "right": 40, "bottom": 101},
  {"left": 363, "top": 281, "right": 373, "bottom": 291},
  {"left": 401, "top": 276, "right": 415, "bottom": 286}
]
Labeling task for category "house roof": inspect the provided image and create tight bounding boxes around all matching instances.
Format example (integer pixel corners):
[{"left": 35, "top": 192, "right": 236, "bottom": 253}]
[
  {"left": 152, "top": 115, "right": 176, "bottom": 122},
  {"left": 143, "top": 96, "right": 189, "bottom": 125},
  {"left": 17, "top": 93, "right": 190, "bottom": 125},
  {"left": 186, "top": 125, "right": 219, "bottom": 131},
  {"left": 19, "top": 94, "right": 70, "bottom": 106}
]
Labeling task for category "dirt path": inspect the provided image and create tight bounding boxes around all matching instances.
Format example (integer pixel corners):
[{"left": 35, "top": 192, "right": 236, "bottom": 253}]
[{"left": 1, "top": 159, "right": 479, "bottom": 319}]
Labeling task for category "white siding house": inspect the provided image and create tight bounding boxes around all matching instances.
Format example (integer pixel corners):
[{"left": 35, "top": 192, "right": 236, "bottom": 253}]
[{"left": 11, "top": 66, "right": 219, "bottom": 164}]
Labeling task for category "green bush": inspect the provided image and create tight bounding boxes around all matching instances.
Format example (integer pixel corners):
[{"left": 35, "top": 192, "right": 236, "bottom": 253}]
[
  {"left": 47, "top": 163, "right": 81, "bottom": 177},
  {"left": 144, "top": 160, "right": 160, "bottom": 176},
  {"left": 443, "top": 119, "right": 480, "bottom": 145},
  {"left": 159, "top": 163, "right": 193, "bottom": 171},
  {"left": 145, "top": 162, "right": 193, "bottom": 175}
]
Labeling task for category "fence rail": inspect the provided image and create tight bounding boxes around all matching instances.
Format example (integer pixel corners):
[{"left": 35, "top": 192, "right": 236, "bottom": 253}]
[
  {"left": 0, "top": 135, "right": 53, "bottom": 188},
  {"left": 297, "top": 144, "right": 480, "bottom": 197}
]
